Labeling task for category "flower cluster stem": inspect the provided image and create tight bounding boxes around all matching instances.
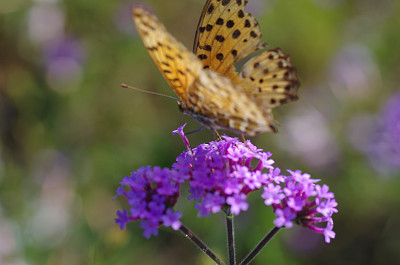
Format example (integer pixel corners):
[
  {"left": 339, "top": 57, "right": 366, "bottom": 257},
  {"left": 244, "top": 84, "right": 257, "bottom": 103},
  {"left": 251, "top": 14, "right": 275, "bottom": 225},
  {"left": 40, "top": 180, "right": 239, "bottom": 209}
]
[
  {"left": 239, "top": 226, "right": 281, "bottom": 265},
  {"left": 226, "top": 214, "right": 236, "bottom": 265},
  {"left": 179, "top": 223, "right": 225, "bottom": 265}
]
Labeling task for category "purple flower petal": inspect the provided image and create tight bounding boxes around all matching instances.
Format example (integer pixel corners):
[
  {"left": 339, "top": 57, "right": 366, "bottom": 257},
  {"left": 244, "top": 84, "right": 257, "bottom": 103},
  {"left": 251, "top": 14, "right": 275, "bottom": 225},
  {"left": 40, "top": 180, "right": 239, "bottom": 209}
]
[
  {"left": 323, "top": 220, "right": 336, "bottom": 243},
  {"left": 226, "top": 193, "right": 248, "bottom": 215},
  {"left": 262, "top": 183, "right": 284, "bottom": 205},
  {"left": 162, "top": 209, "right": 182, "bottom": 230},
  {"left": 274, "top": 208, "right": 296, "bottom": 228},
  {"left": 173, "top": 124, "right": 191, "bottom": 151},
  {"left": 140, "top": 220, "right": 159, "bottom": 239}
]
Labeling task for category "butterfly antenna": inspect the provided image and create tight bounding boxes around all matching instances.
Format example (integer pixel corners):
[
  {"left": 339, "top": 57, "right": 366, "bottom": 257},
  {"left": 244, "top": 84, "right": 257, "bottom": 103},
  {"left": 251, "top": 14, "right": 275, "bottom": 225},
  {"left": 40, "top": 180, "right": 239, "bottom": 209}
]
[
  {"left": 241, "top": 134, "right": 259, "bottom": 153},
  {"left": 121, "top": 83, "right": 178, "bottom": 101}
]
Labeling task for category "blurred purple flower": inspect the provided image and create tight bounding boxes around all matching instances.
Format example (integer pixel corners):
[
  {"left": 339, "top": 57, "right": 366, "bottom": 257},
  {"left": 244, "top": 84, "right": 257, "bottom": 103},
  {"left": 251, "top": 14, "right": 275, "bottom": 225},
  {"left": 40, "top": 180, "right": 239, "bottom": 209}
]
[
  {"left": 282, "top": 107, "right": 340, "bottom": 170},
  {"left": 245, "top": 0, "right": 267, "bottom": 16},
  {"left": 42, "top": 37, "right": 85, "bottom": 91},
  {"left": 113, "top": 2, "right": 138, "bottom": 36},
  {"left": 382, "top": 93, "right": 400, "bottom": 145},
  {"left": 367, "top": 93, "right": 400, "bottom": 172},
  {"left": 329, "top": 45, "right": 379, "bottom": 100},
  {"left": 43, "top": 37, "right": 85, "bottom": 66},
  {"left": 28, "top": 3, "right": 65, "bottom": 45}
]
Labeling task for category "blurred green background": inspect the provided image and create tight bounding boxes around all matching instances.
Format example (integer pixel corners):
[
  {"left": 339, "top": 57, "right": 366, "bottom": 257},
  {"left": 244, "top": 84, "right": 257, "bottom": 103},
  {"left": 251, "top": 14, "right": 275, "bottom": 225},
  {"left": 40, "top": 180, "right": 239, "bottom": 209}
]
[{"left": 1, "top": 0, "right": 400, "bottom": 264}]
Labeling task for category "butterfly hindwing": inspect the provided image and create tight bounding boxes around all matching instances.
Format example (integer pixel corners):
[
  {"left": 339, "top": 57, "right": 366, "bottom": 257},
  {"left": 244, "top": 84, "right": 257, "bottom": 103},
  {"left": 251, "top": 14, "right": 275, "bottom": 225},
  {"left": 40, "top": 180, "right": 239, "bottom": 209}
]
[
  {"left": 239, "top": 48, "right": 299, "bottom": 108},
  {"left": 186, "top": 69, "right": 278, "bottom": 135}
]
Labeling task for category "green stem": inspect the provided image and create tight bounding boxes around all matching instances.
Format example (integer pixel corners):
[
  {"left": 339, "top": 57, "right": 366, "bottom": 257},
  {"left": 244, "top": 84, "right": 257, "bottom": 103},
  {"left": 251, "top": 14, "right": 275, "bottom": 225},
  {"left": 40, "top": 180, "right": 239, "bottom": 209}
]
[
  {"left": 226, "top": 213, "right": 236, "bottom": 265},
  {"left": 239, "top": 226, "right": 281, "bottom": 265},
  {"left": 179, "top": 223, "right": 225, "bottom": 265}
]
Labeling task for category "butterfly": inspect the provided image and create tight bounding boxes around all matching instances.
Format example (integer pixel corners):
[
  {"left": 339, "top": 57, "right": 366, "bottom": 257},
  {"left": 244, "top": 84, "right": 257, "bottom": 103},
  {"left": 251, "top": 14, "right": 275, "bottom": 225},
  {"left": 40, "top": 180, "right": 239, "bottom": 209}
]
[{"left": 132, "top": 0, "right": 299, "bottom": 137}]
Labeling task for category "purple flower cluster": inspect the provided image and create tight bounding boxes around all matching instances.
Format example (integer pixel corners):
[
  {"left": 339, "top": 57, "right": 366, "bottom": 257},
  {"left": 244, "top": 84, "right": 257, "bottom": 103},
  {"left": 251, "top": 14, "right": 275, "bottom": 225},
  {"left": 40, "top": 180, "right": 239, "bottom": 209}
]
[
  {"left": 115, "top": 124, "right": 338, "bottom": 242},
  {"left": 262, "top": 170, "right": 337, "bottom": 243},
  {"left": 172, "top": 125, "right": 276, "bottom": 217},
  {"left": 115, "top": 166, "right": 183, "bottom": 238}
]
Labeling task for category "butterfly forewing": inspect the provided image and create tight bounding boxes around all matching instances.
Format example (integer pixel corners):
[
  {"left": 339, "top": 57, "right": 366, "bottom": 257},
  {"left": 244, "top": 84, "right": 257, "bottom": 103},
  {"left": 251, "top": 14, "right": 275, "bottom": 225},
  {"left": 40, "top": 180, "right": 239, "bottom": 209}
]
[
  {"left": 133, "top": 8, "right": 202, "bottom": 103},
  {"left": 193, "top": 0, "right": 265, "bottom": 82},
  {"left": 193, "top": 0, "right": 299, "bottom": 111}
]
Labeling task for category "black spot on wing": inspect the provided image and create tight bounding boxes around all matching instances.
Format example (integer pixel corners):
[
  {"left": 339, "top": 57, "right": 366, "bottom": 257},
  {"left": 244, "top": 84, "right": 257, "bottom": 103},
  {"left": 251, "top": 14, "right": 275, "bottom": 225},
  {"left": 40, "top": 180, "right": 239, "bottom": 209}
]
[
  {"left": 231, "top": 49, "right": 238, "bottom": 58},
  {"left": 222, "top": 0, "right": 231, "bottom": 6},
  {"left": 198, "top": 54, "right": 208, "bottom": 60},
  {"left": 207, "top": 4, "right": 215, "bottom": 14},
  {"left": 216, "top": 18, "right": 224, "bottom": 25},
  {"left": 226, "top": 20, "right": 234, "bottom": 28},
  {"left": 215, "top": 35, "right": 225, "bottom": 42},
  {"left": 232, "top": 29, "right": 241, "bottom": 39}
]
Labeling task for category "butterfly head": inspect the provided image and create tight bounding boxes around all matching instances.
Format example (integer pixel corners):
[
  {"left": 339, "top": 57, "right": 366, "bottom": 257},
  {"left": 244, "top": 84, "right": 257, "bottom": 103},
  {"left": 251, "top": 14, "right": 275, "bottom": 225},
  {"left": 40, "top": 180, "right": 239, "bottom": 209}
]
[{"left": 177, "top": 100, "right": 186, "bottom": 113}]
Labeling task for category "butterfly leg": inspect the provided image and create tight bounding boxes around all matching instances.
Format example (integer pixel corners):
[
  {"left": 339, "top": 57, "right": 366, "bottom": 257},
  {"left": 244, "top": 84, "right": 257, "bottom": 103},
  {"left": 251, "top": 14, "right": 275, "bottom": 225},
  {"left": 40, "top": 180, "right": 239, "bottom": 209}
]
[
  {"left": 179, "top": 112, "right": 185, "bottom": 126},
  {"left": 241, "top": 134, "right": 258, "bottom": 153},
  {"left": 214, "top": 130, "right": 222, "bottom": 141}
]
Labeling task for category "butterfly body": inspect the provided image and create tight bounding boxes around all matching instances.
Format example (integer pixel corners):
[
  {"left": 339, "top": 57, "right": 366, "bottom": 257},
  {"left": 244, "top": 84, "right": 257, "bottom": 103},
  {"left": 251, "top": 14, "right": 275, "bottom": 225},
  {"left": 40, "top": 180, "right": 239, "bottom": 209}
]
[
  {"left": 132, "top": 0, "right": 298, "bottom": 137},
  {"left": 177, "top": 69, "right": 278, "bottom": 136}
]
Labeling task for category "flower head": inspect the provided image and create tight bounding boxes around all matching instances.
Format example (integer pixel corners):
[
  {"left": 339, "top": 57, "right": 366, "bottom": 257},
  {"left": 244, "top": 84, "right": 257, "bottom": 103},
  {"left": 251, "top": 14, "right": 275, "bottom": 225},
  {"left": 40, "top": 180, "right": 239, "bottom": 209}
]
[
  {"left": 115, "top": 166, "right": 182, "bottom": 238},
  {"left": 173, "top": 124, "right": 275, "bottom": 217},
  {"left": 262, "top": 170, "right": 338, "bottom": 243}
]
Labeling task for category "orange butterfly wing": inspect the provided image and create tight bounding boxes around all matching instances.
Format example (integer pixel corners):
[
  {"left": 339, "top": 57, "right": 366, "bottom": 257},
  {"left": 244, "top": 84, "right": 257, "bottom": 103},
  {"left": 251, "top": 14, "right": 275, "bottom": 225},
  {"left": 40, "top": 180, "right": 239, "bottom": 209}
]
[
  {"left": 133, "top": 6, "right": 278, "bottom": 136},
  {"left": 193, "top": 0, "right": 299, "bottom": 110}
]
